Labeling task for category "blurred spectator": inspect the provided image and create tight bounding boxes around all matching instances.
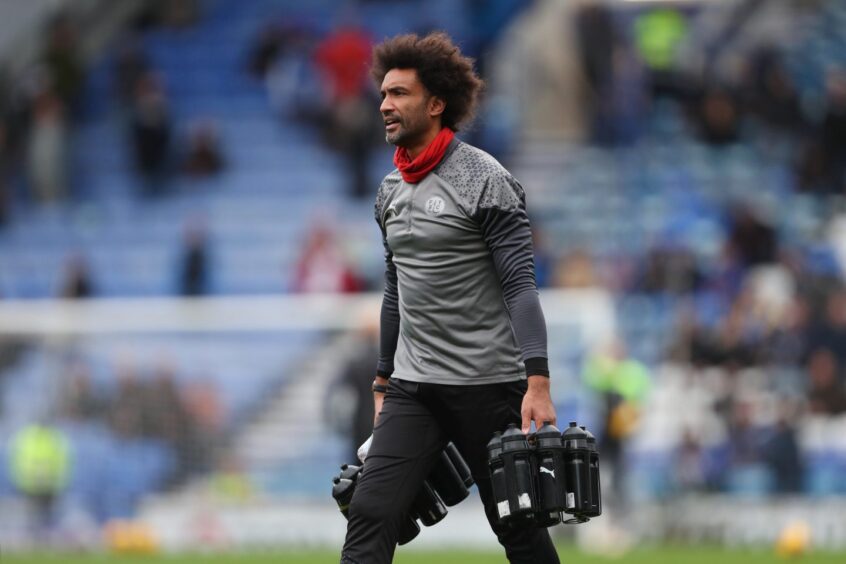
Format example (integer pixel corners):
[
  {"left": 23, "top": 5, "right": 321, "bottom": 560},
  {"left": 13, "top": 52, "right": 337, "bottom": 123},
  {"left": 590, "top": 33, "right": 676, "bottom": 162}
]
[
  {"left": 633, "top": 7, "right": 689, "bottom": 100},
  {"left": 248, "top": 23, "right": 288, "bottom": 80},
  {"left": 797, "top": 137, "right": 829, "bottom": 194},
  {"left": 0, "top": 119, "right": 10, "bottom": 225},
  {"left": 109, "top": 364, "right": 146, "bottom": 439},
  {"left": 553, "top": 248, "right": 599, "bottom": 288},
  {"left": 726, "top": 204, "right": 778, "bottom": 268},
  {"left": 578, "top": 6, "right": 648, "bottom": 148},
  {"left": 182, "top": 120, "right": 225, "bottom": 177},
  {"left": 26, "top": 89, "right": 68, "bottom": 203},
  {"left": 292, "top": 224, "right": 362, "bottom": 293},
  {"left": 576, "top": 2, "right": 617, "bottom": 100},
  {"left": 141, "top": 0, "right": 200, "bottom": 28},
  {"left": 695, "top": 87, "right": 741, "bottom": 145},
  {"left": 42, "top": 15, "right": 83, "bottom": 108},
  {"left": 60, "top": 361, "right": 105, "bottom": 421},
  {"left": 804, "top": 286, "right": 846, "bottom": 367},
  {"left": 762, "top": 292, "right": 809, "bottom": 367},
  {"left": 161, "top": 0, "right": 200, "bottom": 28},
  {"left": 263, "top": 26, "right": 325, "bottom": 123},
  {"left": 329, "top": 320, "right": 380, "bottom": 464},
  {"left": 584, "top": 338, "right": 650, "bottom": 501},
  {"left": 634, "top": 246, "right": 703, "bottom": 294},
  {"left": 314, "top": 25, "right": 372, "bottom": 105},
  {"left": 130, "top": 72, "right": 172, "bottom": 196},
  {"left": 666, "top": 306, "right": 705, "bottom": 365},
  {"left": 575, "top": 2, "right": 619, "bottom": 144},
  {"left": 208, "top": 451, "right": 254, "bottom": 503},
  {"left": 314, "top": 24, "right": 377, "bottom": 198},
  {"left": 745, "top": 47, "right": 804, "bottom": 135},
  {"left": 182, "top": 379, "right": 223, "bottom": 435},
  {"left": 144, "top": 362, "right": 204, "bottom": 481},
  {"left": 725, "top": 400, "right": 768, "bottom": 493},
  {"left": 0, "top": 337, "right": 27, "bottom": 376},
  {"left": 59, "top": 254, "right": 94, "bottom": 299},
  {"left": 673, "top": 428, "right": 707, "bottom": 492},
  {"left": 818, "top": 68, "right": 846, "bottom": 193},
  {"left": 9, "top": 419, "right": 71, "bottom": 540},
  {"left": 603, "top": 45, "right": 648, "bottom": 146},
  {"left": 806, "top": 347, "right": 846, "bottom": 415},
  {"left": 179, "top": 221, "right": 210, "bottom": 296},
  {"left": 796, "top": 69, "right": 846, "bottom": 194},
  {"left": 763, "top": 401, "right": 804, "bottom": 493},
  {"left": 532, "top": 229, "right": 554, "bottom": 288},
  {"left": 113, "top": 36, "right": 150, "bottom": 108},
  {"left": 711, "top": 299, "right": 760, "bottom": 370}
]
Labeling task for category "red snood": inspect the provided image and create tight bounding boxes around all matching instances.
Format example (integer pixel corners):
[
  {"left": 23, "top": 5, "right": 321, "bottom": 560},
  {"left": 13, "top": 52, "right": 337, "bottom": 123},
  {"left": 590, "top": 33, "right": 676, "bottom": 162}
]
[{"left": 393, "top": 128, "right": 455, "bottom": 184}]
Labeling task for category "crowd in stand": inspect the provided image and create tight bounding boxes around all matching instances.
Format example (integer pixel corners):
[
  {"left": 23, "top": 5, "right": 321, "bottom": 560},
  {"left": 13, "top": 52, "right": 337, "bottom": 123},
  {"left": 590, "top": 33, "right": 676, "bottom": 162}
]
[
  {"left": 0, "top": 5, "right": 228, "bottom": 222},
  {"left": 247, "top": 18, "right": 381, "bottom": 199},
  {"left": 60, "top": 357, "right": 222, "bottom": 485},
  {"left": 576, "top": 1, "right": 846, "bottom": 194},
  {"left": 2, "top": 0, "right": 846, "bottom": 505},
  {"left": 543, "top": 0, "right": 846, "bottom": 498}
]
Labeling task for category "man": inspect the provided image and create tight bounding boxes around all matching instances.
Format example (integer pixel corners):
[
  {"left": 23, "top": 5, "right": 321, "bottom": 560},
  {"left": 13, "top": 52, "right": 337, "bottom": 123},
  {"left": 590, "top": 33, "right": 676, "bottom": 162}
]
[
  {"left": 341, "top": 33, "right": 559, "bottom": 564},
  {"left": 9, "top": 418, "right": 71, "bottom": 540}
]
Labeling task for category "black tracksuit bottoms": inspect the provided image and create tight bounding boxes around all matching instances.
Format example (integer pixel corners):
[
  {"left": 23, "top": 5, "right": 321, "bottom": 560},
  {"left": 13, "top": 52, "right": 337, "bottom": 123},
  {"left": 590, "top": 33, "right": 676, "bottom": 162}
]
[{"left": 340, "top": 377, "right": 560, "bottom": 564}]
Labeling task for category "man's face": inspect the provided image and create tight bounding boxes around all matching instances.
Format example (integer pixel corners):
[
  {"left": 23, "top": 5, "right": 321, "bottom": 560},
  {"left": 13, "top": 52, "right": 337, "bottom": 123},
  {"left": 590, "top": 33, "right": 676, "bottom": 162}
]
[{"left": 379, "top": 68, "right": 436, "bottom": 147}]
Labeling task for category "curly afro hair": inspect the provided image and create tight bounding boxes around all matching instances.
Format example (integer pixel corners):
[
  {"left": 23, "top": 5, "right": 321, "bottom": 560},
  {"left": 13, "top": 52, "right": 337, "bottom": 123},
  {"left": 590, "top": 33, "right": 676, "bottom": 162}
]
[{"left": 371, "top": 32, "right": 484, "bottom": 132}]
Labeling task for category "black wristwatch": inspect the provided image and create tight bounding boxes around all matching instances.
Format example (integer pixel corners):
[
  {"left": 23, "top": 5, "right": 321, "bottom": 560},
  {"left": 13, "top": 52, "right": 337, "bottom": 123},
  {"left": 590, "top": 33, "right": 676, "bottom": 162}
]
[{"left": 371, "top": 380, "right": 388, "bottom": 394}]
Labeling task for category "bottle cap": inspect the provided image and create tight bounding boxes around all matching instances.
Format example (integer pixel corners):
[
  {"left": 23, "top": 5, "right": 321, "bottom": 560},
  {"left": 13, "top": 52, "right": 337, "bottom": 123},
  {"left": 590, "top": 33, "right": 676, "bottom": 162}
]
[
  {"left": 501, "top": 423, "right": 530, "bottom": 452},
  {"left": 561, "top": 421, "right": 588, "bottom": 448},
  {"left": 535, "top": 421, "right": 562, "bottom": 448}
]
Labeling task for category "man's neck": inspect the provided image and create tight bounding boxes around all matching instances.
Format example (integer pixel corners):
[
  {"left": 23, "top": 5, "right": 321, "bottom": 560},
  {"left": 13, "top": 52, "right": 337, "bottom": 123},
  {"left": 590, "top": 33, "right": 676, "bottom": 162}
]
[{"left": 405, "top": 125, "right": 443, "bottom": 160}]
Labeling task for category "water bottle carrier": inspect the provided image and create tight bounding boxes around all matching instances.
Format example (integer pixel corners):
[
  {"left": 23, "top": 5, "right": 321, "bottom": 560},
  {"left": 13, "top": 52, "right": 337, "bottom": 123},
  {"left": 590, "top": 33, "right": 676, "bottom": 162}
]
[
  {"left": 331, "top": 441, "right": 474, "bottom": 545},
  {"left": 487, "top": 421, "right": 603, "bottom": 530}
]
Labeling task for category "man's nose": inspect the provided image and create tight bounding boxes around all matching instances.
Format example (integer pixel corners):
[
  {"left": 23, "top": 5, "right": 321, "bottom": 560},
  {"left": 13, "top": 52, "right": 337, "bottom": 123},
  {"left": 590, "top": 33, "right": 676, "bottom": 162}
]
[{"left": 380, "top": 97, "right": 393, "bottom": 114}]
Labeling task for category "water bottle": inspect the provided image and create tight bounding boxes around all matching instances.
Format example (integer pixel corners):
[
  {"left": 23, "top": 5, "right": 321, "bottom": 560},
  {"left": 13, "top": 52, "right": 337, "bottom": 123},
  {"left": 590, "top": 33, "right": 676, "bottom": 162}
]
[
  {"left": 332, "top": 477, "right": 356, "bottom": 519},
  {"left": 428, "top": 448, "right": 470, "bottom": 507},
  {"left": 339, "top": 463, "right": 362, "bottom": 482},
  {"left": 561, "top": 422, "right": 591, "bottom": 523},
  {"left": 487, "top": 431, "right": 510, "bottom": 524},
  {"left": 410, "top": 480, "right": 448, "bottom": 526},
  {"left": 398, "top": 515, "right": 421, "bottom": 545},
  {"left": 533, "top": 421, "right": 564, "bottom": 527},
  {"left": 444, "top": 442, "right": 474, "bottom": 488},
  {"left": 333, "top": 463, "right": 420, "bottom": 544},
  {"left": 582, "top": 426, "right": 602, "bottom": 518},
  {"left": 500, "top": 423, "right": 538, "bottom": 527}
]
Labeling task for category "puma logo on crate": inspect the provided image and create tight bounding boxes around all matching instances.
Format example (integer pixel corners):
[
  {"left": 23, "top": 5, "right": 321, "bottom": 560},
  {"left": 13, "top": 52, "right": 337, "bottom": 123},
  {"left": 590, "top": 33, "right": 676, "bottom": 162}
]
[{"left": 539, "top": 466, "right": 555, "bottom": 479}]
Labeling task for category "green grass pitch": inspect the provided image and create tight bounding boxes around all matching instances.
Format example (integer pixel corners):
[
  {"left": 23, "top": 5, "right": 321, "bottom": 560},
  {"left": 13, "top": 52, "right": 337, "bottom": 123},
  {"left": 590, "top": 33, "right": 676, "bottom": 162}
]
[{"left": 3, "top": 545, "right": 845, "bottom": 564}]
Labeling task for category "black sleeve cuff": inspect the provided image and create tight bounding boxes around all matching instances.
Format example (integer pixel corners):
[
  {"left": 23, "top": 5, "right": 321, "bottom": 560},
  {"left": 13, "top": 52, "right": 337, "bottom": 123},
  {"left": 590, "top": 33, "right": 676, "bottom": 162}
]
[
  {"left": 524, "top": 357, "right": 549, "bottom": 377},
  {"left": 376, "top": 365, "right": 394, "bottom": 379}
]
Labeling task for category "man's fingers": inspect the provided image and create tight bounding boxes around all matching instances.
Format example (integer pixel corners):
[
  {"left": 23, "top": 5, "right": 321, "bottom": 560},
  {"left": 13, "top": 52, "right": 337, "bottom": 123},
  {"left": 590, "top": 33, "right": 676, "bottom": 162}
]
[{"left": 521, "top": 407, "right": 532, "bottom": 434}]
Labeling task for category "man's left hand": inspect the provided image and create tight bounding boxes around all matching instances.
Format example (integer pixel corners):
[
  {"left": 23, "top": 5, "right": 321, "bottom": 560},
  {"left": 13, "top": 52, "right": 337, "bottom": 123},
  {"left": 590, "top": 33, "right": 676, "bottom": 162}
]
[{"left": 521, "top": 375, "right": 556, "bottom": 434}]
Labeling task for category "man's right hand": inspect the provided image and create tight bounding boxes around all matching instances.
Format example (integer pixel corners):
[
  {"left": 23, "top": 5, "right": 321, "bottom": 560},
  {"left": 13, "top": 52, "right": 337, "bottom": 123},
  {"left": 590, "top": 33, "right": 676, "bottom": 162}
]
[{"left": 373, "top": 375, "right": 389, "bottom": 425}]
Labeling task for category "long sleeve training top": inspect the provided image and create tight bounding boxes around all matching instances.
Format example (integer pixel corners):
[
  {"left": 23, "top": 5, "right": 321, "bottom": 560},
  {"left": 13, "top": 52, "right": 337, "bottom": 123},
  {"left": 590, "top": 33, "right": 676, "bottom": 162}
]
[{"left": 374, "top": 139, "right": 548, "bottom": 385}]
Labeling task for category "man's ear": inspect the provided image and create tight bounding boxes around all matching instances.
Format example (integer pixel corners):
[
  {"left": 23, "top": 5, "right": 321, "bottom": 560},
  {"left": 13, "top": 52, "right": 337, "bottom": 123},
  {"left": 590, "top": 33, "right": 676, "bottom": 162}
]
[{"left": 428, "top": 96, "right": 446, "bottom": 118}]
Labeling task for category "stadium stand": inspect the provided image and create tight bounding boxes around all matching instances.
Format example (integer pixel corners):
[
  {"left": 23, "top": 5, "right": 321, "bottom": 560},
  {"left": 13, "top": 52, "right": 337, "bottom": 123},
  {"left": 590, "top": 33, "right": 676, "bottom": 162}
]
[{"left": 1, "top": 0, "right": 846, "bottom": 548}]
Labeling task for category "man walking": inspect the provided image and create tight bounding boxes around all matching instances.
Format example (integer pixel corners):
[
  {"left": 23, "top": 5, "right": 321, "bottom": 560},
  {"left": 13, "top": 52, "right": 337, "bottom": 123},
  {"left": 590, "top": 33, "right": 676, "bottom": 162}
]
[{"left": 341, "top": 32, "right": 559, "bottom": 564}]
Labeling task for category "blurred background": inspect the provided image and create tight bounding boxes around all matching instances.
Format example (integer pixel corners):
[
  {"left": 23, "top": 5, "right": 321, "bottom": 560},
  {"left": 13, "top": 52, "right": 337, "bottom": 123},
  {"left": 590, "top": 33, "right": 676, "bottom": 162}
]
[{"left": 0, "top": 0, "right": 845, "bottom": 559}]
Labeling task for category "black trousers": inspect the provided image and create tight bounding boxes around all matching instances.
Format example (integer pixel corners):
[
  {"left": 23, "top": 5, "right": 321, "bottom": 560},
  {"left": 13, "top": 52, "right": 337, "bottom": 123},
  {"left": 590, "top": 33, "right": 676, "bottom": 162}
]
[{"left": 340, "top": 378, "right": 560, "bottom": 564}]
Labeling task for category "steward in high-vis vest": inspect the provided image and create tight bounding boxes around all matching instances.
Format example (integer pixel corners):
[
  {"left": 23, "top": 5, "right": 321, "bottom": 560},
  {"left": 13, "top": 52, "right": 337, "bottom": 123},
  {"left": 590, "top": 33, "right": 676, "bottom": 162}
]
[{"left": 9, "top": 422, "right": 71, "bottom": 529}]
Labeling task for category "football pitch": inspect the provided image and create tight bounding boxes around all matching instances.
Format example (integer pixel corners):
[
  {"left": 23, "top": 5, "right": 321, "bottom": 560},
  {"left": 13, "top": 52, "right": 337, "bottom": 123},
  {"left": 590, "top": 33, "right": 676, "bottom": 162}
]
[{"left": 4, "top": 545, "right": 845, "bottom": 563}]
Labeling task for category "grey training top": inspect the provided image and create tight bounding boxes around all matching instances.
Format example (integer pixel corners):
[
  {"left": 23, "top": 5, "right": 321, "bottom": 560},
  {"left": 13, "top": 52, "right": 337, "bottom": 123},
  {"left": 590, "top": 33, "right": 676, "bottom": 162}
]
[{"left": 375, "top": 139, "right": 548, "bottom": 385}]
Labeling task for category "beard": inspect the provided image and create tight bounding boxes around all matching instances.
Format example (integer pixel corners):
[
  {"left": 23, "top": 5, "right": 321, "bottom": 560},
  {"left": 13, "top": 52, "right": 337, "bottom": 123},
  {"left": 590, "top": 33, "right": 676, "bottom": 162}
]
[{"left": 384, "top": 106, "right": 429, "bottom": 147}]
